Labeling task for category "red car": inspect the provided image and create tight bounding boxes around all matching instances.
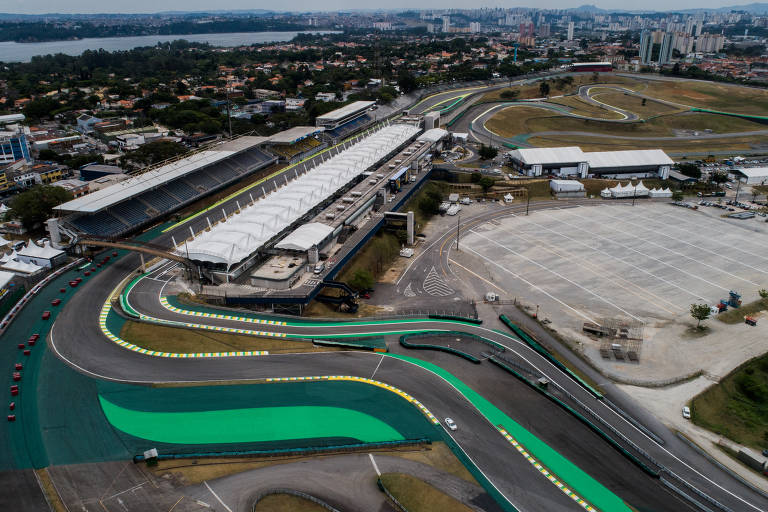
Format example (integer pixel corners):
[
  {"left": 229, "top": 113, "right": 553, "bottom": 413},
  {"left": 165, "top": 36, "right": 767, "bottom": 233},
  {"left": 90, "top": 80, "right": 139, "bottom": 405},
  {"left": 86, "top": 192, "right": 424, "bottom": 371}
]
[
  {"left": 75, "top": 277, "right": 82, "bottom": 283},
  {"left": 17, "top": 344, "right": 24, "bottom": 350},
  {"left": 10, "top": 386, "right": 18, "bottom": 396},
  {"left": 9, "top": 402, "right": 15, "bottom": 410},
  {"left": 14, "top": 364, "right": 22, "bottom": 371},
  {"left": 84, "top": 271, "right": 90, "bottom": 276},
  {"left": 23, "top": 350, "right": 30, "bottom": 356},
  {"left": 60, "top": 288, "right": 66, "bottom": 293},
  {"left": 12, "top": 373, "right": 20, "bottom": 382},
  {"left": 41, "top": 311, "right": 51, "bottom": 320},
  {"left": 7, "top": 415, "right": 15, "bottom": 422},
  {"left": 69, "top": 281, "right": 78, "bottom": 288},
  {"left": 27, "top": 339, "right": 35, "bottom": 347},
  {"left": 51, "top": 299, "right": 61, "bottom": 306},
  {"left": 29, "top": 334, "right": 39, "bottom": 341}
]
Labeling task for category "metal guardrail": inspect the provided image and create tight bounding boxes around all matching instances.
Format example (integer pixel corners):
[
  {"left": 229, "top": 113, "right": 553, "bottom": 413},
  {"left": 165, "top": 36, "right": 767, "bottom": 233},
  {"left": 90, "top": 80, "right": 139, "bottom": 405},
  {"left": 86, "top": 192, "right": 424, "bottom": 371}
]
[
  {"left": 252, "top": 489, "right": 342, "bottom": 512},
  {"left": 377, "top": 478, "right": 410, "bottom": 512}
]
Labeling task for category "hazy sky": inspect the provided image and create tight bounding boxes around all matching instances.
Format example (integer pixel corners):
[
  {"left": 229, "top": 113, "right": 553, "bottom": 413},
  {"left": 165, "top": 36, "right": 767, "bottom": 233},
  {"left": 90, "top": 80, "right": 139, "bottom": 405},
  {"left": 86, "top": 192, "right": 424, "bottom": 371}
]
[{"left": 0, "top": 0, "right": 749, "bottom": 15}]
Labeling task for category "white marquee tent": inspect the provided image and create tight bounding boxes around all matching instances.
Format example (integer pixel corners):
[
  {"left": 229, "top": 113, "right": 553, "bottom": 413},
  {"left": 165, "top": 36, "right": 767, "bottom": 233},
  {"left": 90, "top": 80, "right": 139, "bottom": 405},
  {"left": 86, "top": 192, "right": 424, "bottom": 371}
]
[{"left": 179, "top": 123, "right": 421, "bottom": 265}]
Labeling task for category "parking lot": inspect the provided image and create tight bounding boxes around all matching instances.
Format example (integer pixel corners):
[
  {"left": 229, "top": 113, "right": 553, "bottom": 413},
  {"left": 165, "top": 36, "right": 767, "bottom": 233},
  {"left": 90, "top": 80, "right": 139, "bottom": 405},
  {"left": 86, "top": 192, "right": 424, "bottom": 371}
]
[{"left": 458, "top": 202, "right": 768, "bottom": 381}]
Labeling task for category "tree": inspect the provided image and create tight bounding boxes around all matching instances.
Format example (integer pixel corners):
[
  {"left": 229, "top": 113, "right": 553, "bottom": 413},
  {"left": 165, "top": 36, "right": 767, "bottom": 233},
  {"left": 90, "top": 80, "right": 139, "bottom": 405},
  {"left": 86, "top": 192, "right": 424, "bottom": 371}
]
[
  {"left": 9, "top": 185, "right": 72, "bottom": 232},
  {"left": 349, "top": 269, "right": 375, "bottom": 291},
  {"left": 397, "top": 71, "right": 417, "bottom": 94},
  {"left": 676, "top": 163, "right": 701, "bottom": 179},
  {"left": 690, "top": 303, "right": 711, "bottom": 328},
  {"left": 23, "top": 97, "right": 62, "bottom": 120},
  {"left": 478, "top": 176, "right": 495, "bottom": 195},
  {"left": 538, "top": 81, "right": 550, "bottom": 97},
  {"left": 470, "top": 172, "right": 482, "bottom": 183},
  {"left": 752, "top": 188, "right": 760, "bottom": 201},
  {"left": 759, "top": 289, "right": 768, "bottom": 299},
  {"left": 478, "top": 144, "right": 498, "bottom": 160},
  {"left": 500, "top": 89, "right": 519, "bottom": 99},
  {"left": 710, "top": 171, "right": 729, "bottom": 186}
]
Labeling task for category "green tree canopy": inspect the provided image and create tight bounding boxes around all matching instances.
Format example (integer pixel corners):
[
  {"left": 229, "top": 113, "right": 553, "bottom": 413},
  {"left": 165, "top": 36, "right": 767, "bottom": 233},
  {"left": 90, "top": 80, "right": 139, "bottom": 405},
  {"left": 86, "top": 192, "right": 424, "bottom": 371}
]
[
  {"left": 10, "top": 185, "right": 72, "bottom": 232},
  {"left": 478, "top": 144, "right": 498, "bottom": 160},
  {"left": 121, "top": 140, "right": 188, "bottom": 168},
  {"left": 676, "top": 163, "right": 701, "bottom": 179},
  {"left": 690, "top": 303, "right": 711, "bottom": 328}
]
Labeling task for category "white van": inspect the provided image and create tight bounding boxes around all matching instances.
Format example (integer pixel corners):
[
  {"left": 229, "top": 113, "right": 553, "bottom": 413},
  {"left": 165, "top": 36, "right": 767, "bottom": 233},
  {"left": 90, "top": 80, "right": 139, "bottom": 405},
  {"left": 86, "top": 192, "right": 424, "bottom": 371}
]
[{"left": 313, "top": 262, "right": 325, "bottom": 274}]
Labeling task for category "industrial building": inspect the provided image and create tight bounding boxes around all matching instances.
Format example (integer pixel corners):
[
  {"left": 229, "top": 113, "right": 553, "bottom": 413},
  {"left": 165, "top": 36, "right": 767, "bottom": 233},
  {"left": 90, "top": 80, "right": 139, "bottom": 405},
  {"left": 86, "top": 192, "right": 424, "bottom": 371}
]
[
  {"left": 506, "top": 147, "right": 672, "bottom": 179},
  {"left": 731, "top": 167, "right": 768, "bottom": 185}
]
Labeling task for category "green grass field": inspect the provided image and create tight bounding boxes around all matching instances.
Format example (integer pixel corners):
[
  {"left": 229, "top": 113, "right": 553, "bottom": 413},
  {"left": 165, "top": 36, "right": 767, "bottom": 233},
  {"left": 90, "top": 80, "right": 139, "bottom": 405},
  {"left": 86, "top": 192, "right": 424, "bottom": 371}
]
[
  {"left": 252, "top": 494, "right": 326, "bottom": 512},
  {"left": 691, "top": 351, "right": 768, "bottom": 449},
  {"left": 545, "top": 95, "right": 625, "bottom": 119},
  {"left": 628, "top": 79, "right": 768, "bottom": 115},
  {"left": 589, "top": 89, "right": 683, "bottom": 118},
  {"left": 379, "top": 473, "right": 474, "bottom": 512}
]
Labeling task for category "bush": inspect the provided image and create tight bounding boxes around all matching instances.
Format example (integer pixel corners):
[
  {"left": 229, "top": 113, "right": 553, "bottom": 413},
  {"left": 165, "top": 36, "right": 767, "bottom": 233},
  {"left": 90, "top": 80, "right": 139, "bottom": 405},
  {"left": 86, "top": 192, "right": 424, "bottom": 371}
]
[
  {"left": 500, "top": 89, "right": 519, "bottom": 99},
  {"left": 736, "top": 373, "right": 767, "bottom": 403},
  {"left": 349, "top": 269, "right": 375, "bottom": 290}
]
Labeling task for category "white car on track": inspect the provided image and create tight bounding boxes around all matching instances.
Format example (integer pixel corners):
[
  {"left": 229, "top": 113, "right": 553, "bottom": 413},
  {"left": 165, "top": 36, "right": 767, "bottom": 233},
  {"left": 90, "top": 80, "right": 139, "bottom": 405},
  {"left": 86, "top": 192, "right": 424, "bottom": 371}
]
[{"left": 445, "top": 417, "right": 457, "bottom": 431}]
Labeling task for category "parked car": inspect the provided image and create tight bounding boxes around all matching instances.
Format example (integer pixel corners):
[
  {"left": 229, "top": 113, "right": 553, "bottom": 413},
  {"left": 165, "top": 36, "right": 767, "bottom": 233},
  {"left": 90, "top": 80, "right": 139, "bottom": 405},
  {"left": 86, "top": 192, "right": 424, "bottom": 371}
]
[
  {"left": 682, "top": 406, "right": 691, "bottom": 419},
  {"left": 445, "top": 417, "right": 457, "bottom": 431},
  {"left": 41, "top": 311, "right": 51, "bottom": 320}
]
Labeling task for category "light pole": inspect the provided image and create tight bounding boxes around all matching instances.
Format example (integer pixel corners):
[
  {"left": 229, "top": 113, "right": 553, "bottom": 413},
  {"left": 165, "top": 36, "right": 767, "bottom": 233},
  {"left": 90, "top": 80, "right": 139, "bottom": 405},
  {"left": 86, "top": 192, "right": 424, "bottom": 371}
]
[
  {"left": 526, "top": 189, "right": 531, "bottom": 215},
  {"left": 456, "top": 214, "right": 460, "bottom": 251}
]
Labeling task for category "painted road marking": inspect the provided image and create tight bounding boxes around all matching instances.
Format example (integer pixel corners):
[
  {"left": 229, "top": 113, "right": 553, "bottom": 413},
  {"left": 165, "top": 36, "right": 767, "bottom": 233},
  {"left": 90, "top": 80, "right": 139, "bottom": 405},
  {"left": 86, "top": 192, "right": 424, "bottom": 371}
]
[
  {"left": 369, "top": 453, "right": 381, "bottom": 476},
  {"left": 471, "top": 229, "right": 643, "bottom": 321},
  {"left": 497, "top": 427, "right": 597, "bottom": 512},
  {"left": 204, "top": 481, "right": 233, "bottom": 512},
  {"left": 423, "top": 266, "right": 454, "bottom": 297}
]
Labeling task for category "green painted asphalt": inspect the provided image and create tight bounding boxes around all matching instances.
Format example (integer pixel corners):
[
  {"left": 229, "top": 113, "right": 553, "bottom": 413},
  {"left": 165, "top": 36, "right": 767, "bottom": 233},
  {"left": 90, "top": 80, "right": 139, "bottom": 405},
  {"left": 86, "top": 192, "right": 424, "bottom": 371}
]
[
  {"left": 387, "top": 353, "right": 632, "bottom": 512},
  {"left": 100, "top": 397, "right": 404, "bottom": 444}
]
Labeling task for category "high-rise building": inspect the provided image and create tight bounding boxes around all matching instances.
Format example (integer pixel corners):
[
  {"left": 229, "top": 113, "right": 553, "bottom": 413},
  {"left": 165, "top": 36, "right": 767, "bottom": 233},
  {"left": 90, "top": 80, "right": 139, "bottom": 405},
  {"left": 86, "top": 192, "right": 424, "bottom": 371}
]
[
  {"left": 442, "top": 16, "right": 451, "bottom": 32},
  {"left": 639, "top": 30, "right": 653, "bottom": 65},
  {"left": 696, "top": 33, "right": 725, "bottom": 53},
  {"left": 695, "top": 21, "right": 703, "bottom": 36},
  {"left": 0, "top": 131, "right": 30, "bottom": 165},
  {"left": 567, "top": 21, "right": 574, "bottom": 40},
  {"left": 520, "top": 22, "right": 535, "bottom": 38},
  {"left": 470, "top": 22, "right": 481, "bottom": 33},
  {"left": 658, "top": 32, "right": 674, "bottom": 64},
  {"left": 673, "top": 32, "right": 694, "bottom": 54},
  {"left": 538, "top": 23, "right": 550, "bottom": 37}
]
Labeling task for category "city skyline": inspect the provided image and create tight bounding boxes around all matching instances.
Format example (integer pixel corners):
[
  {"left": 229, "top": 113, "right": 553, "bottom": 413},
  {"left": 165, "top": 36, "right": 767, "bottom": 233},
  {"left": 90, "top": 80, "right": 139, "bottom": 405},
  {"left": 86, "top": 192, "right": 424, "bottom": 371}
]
[{"left": 2, "top": 0, "right": 767, "bottom": 15}]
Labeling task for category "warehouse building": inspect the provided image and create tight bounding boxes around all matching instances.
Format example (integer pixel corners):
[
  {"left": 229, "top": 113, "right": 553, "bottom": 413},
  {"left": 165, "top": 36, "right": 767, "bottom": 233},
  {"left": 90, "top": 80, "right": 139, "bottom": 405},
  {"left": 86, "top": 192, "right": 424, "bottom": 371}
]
[
  {"left": 732, "top": 167, "right": 768, "bottom": 185},
  {"left": 506, "top": 147, "right": 672, "bottom": 179}
]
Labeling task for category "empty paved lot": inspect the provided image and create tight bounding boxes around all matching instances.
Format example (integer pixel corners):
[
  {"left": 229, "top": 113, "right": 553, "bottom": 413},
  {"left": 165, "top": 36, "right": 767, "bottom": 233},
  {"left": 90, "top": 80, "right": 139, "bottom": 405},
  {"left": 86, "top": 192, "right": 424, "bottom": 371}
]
[{"left": 458, "top": 202, "right": 768, "bottom": 380}]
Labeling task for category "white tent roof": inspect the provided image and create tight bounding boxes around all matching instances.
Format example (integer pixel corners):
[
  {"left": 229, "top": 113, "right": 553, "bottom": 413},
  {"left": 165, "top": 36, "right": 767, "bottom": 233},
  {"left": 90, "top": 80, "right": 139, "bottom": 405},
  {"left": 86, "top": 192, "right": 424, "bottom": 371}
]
[
  {"left": 417, "top": 128, "right": 448, "bottom": 143},
  {"left": 275, "top": 223, "right": 334, "bottom": 251},
  {"left": 0, "top": 204, "right": 9, "bottom": 213},
  {"left": 18, "top": 241, "right": 64, "bottom": 260},
  {"left": 507, "top": 146, "right": 586, "bottom": 166},
  {"left": 0, "top": 235, "right": 9, "bottom": 246},
  {"left": 635, "top": 180, "right": 649, "bottom": 192},
  {"left": 0, "top": 250, "right": 15, "bottom": 264},
  {"left": 2, "top": 258, "right": 43, "bottom": 275},
  {"left": 0, "top": 270, "right": 14, "bottom": 289},
  {"left": 585, "top": 149, "right": 673, "bottom": 169},
  {"left": 180, "top": 123, "right": 421, "bottom": 265}
]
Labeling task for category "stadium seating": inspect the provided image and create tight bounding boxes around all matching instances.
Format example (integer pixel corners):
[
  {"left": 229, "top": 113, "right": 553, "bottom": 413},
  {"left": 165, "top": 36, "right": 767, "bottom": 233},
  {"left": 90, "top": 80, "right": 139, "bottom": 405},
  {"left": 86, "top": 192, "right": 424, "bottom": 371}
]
[
  {"left": 110, "top": 199, "right": 151, "bottom": 225},
  {"left": 70, "top": 211, "right": 127, "bottom": 237},
  {"left": 184, "top": 171, "right": 222, "bottom": 191},
  {"left": 323, "top": 114, "right": 373, "bottom": 141},
  {"left": 140, "top": 188, "right": 180, "bottom": 212},
  {"left": 162, "top": 180, "right": 198, "bottom": 202}
]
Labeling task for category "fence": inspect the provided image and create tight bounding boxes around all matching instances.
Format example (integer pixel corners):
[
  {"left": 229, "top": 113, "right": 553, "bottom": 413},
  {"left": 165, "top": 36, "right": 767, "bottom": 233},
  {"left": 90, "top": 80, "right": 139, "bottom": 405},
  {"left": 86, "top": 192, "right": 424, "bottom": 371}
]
[
  {"left": 377, "top": 478, "right": 410, "bottom": 512},
  {"left": 252, "top": 489, "right": 341, "bottom": 512}
]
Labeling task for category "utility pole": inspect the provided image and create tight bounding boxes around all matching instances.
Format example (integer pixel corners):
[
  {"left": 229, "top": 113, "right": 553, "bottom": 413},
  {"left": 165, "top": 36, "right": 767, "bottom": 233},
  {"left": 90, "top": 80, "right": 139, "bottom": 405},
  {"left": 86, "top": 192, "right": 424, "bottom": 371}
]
[
  {"left": 632, "top": 180, "right": 637, "bottom": 206},
  {"left": 456, "top": 214, "right": 460, "bottom": 251},
  {"left": 526, "top": 189, "right": 531, "bottom": 215},
  {"left": 735, "top": 178, "right": 742, "bottom": 202},
  {"left": 225, "top": 85, "right": 233, "bottom": 138}
]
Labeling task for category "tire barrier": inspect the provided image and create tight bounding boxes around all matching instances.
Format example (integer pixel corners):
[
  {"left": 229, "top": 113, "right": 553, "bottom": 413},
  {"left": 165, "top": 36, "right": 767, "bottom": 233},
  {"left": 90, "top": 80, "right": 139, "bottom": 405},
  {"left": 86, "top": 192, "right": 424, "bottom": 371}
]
[
  {"left": 133, "top": 438, "right": 432, "bottom": 463},
  {"left": 312, "top": 337, "right": 387, "bottom": 352},
  {"left": 498, "top": 315, "right": 603, "bottom": 399},
  {"left": 489, "top": 357, "right": 660, "bottom": 478},
  {"left": 428, "top": 314, "right": 482, "bottom": 325},
  {"left": 399, "top": 334, "right": 481, "bottom": 364},
  {"left": 0, "top": 258, "right": 85, "bottom": 336},
  {"left": 252, "top": 489, "right": 342, "bottom": 512}
]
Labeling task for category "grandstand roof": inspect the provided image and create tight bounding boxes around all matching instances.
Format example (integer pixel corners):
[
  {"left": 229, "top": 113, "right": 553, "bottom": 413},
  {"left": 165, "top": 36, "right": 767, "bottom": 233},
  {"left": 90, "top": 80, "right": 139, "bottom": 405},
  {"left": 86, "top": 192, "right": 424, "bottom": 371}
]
[
  {"left": 266, "top": 126, "right": 323, "bottom": 144},
  {"left": 586, "top": 149, "right": 673, "bottom": 169},
  {"left": 316, "top": 101, "right": 376, "bottom": 123},
  {"left": 55, "top": 137, "right": 265, "bottom": 214},
  {"left": 275, "top": 223, "right": 334, "bottom": 251},
  {"left": 179, "top": 123, "right": 421, "bottom": 265}
]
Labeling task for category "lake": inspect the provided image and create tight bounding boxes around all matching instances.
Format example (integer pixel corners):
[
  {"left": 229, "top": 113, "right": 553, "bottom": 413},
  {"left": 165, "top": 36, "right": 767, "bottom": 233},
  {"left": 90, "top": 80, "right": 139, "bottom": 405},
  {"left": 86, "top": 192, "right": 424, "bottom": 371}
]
[{"left": 0, "top": 31, "right": 337, "bottom": 63}]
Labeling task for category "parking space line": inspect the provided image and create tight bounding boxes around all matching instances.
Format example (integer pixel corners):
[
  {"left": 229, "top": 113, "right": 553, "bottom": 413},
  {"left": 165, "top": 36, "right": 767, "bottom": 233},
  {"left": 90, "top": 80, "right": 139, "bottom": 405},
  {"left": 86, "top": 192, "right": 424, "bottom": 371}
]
[
  {"left": 503, "top": 227, "right": 680, "bottom": 315},
  {"left": 623, "top": 207, "right": 768, "bottom": 273},
  {"left": 634, "top": 205, "right": 768, "bottom": 262},
  {"left": 510, "top": 215, "right": 707, "bottom": 301},
  {"left": 565, "top": 209, "right": 761, "bottom": 286},
  {"left": 470, "top": 230, "right": 643, "bottom": 321},
  {"left": 537, "top": 211, "right": 730, "bottom": 294},
  {"left": 463, "top": 244, "right": 596, "bottom": 323}
]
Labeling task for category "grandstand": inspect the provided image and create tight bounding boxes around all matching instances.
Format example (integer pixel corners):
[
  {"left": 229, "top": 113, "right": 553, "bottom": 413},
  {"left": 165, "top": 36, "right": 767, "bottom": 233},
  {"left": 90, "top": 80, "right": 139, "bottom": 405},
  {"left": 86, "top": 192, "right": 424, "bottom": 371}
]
[
  {"left": 55, "top": 136, "right": 277, "bottom": 238},
  {"left": 322, "top": 114, "right": 374, "bottom": 143},
  {"left": 316, "top": 101, "right": 375, "bottom": 130},
  {"left": 262, "top": 126, "right": 326, "bottom": 164},
  {"left": 180, "top": 122, "right": 421, "bottom": 271}
]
